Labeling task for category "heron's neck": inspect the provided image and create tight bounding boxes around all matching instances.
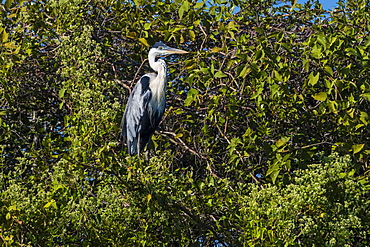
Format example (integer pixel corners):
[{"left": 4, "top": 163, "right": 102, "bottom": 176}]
[
  {"left": 148, "top": 56, "right": 167, "bottom": 104},
  {"left": 149, "top": 56, "right": 167, "bottom": 85}
]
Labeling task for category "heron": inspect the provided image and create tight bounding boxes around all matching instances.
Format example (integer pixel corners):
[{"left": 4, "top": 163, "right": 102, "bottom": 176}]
[{"left": 121, "top": 42, "right": 188, "bottom": 155}]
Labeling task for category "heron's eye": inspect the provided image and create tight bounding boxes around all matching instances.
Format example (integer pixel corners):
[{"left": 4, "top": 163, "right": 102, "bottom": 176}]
[{"left": 158, "top": 46, "right": 163, "bottom": 50}]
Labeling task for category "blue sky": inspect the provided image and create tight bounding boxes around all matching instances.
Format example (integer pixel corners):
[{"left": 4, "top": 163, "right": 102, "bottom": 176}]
[{"left": 298, "top": 0, "right": 339, "bottom": 10}]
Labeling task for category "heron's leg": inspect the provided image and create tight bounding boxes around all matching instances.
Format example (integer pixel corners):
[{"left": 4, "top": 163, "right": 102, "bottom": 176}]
[
  {"left": 137, "top": 133, "right": 141, "bottom": 157},
  {"left": 144, "top": 137, "right": 154, "bottom": 161},
  {"left": 145, "top": 149, "right": 150, "bottom": 161}
]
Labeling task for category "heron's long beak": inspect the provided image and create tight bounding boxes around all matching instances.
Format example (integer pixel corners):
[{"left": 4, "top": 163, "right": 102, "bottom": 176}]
[{"left": 165, "top": 47, "right": 188, "bottom": 54}]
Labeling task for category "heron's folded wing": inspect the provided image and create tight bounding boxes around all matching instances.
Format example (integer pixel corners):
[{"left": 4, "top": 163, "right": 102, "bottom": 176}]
[{"left": 121, "top": 76, "right": 152, "bottom": 151}]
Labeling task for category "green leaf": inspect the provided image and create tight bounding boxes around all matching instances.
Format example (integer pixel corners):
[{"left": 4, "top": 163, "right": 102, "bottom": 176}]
[
  {"left": 184, "top": 88, "right": 199, "bottom": 106},
  {"left": 266, "top": 164, "right": 280, "bottom": 184},
  {"left": 311, "top": 44, "right": 322, "bottom": 59},
  {"left": 312, "top": 92, "right": 327, "bottom": 101},
  {"left": 44, "top": 199, "right": 57, "bottom": 209},
  {"left": 174, "top": 133, "right": 183, "bottom": 138},
  {"left": 227, "top": 137, "right": 242, "bottom": 154},
  {"left": 5, "top": 212, "right": 11, "bottom": 220},
  {"left": 187, "top": 88, "right": 198, "bottom": 97},
  {"left": 5, "top": 0, "right": 13, "bottom": 10},
  {"left": 226, "top": 21, "right": 237, "bottom": 31},
  {"left": 317, "top": 33, "right": 326, "bottom": 48},
  {"left": 348, "top": 169, "right": 355, "bottom": 177},
  {"left": 1, "top": 30, "right": 9, "bottom": 43},
  {"left": 360, "top": 111, "right": 369, "bottom": 125},
  {"left": 352, "top": 144, "right": 364, "bottom": 154},
  {"left": 327, "top": 100, "right": 338, "bottom": 114},
  {"left": 146, "top": 194, "right": 152, "bottom": 203},
  {"left": 188, "top": 30, "right": 195, "bottom": 41},
  {"left": 274, "top": 70, "right": 283, "bottom": 82},
  {"left": 199, "top": 67, "right": 210, "bottom": 74},
  {"left": 345, "top": 47, "right": 357, "bottom": 56},
  {"left": 214, "top": 71, "right": 227, "bottom": 78},
  {"left": 270, "top": 169, "right": 279, "bottom": 184},
  {"left": 178, "top": 1, "right": 189, "bottom": 19},
  {"left": 4, "top": 42, "right": 17, "bottom": 49},
  {"left": 276, "top": 136, "right": 289, "bottom": 148},
  {"left": 361, "top": 93, "right": 370, "bottom": 102},
  {"left": 194, "top": 2, "right": 203, "bottom": 9},
  {"left": 238, "top": 65, "right": 249, "bottom": 78},
  {"left": 303, "top": 58, "right": 310, "bottom": 72},
  {"left": 138, "top": 38, "right": 149, "bottom": 47},
  {"left": 324, "top": 66, "right": 333, "bottom": 76},
  {"left": 211, "top": 47, "right": 224, "bottom": 53},
  {"left": 59, "top": 88, "right": 66, "bottom": 98},
  {"left": 197, "top": 181, "right": 205, "bottom": 191},
  {"left": 182, "top": 0, "right": 190, "bottom": 11},
  {"left": 143, "top": 23, "right": 151, "bottom": 30},
  {"left": 308, "top": 71, "right": 320, "bottom": 86},
  {"left": 255, "top": 50, "right": 265, "bottom": 60},
  {"left": 178, "top": 6, "right": 185, "bottom": 19}
]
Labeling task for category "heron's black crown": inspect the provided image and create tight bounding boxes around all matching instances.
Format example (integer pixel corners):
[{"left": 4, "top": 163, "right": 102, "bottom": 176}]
[{"left": 152, "top": 41, "right": 166, "bottom": 48}]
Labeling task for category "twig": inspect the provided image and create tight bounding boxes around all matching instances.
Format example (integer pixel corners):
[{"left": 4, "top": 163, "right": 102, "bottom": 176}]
[
  {"left": 198, "top": 25, "right": 208, "bottom": 51},
  {"left": 215, "top": 124, "right": 264, "bottom": 189},
  {"left": 115, "top": 79, "right": 131, "bottom": 93},
  {"left": 160, "top": 131, "right": 207, "bottom": 160},
  {"left": 131, "top": 58, "right": 148, "bottom": 87},
  {"left": 280, "top": 141, "right": 339, "bottom": 153},
  {"left": 160, "top": 131, "right": 221, "bottom": 178}
]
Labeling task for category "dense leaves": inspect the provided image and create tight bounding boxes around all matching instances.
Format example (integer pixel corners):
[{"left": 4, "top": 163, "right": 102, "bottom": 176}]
[{"left": 1, "top": 0, "right": 369, "bottom": 246}]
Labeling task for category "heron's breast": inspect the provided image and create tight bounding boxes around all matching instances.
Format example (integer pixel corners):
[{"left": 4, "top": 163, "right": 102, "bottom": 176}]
[
  {"left": 149, "top": 80, "right": 166, "bottom": 107},
  {"left": 150, "top": 90, "right": 166, "bottom": 109}
]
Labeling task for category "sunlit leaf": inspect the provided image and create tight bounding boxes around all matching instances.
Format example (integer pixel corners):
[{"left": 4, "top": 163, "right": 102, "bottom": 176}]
[
  {"left": 327, "top": 100, "right": 338, "bottom": 114},
  {"left": 1, "top": 30, "right": 9, "bottom": 43},
  {"left": 266, "top": 165, "right": 280, "bottom": 184},
  {"left": 58, "top": 88, "right": 66, "bottom": 98},
  {"left": 214, "top": 71, "right": 227, "bottom": 78},
  {"left": 238, "top": 65, "right": 249, "bottom": 78},
  {"left": 188, "top": 30, "right": 195, "bottom": 41},
  {"left": 361, "top": 93, "right": 370, "bottom": 102},
  {"left": 178, "top": 1, "right": 189, "bottom": 19},
  {"left": 184, "top": 88, "right": 199, "bottom": 106},
  {"left": 317, "top": 33, "right": 326, "bottom": 48},
  {"left": 308, "top": 71, "right": 320, "bottom": 86},
  {"left": 312, "top": 92, "right": 327, "bottom": 101},
  {"left": 276, "top": 136, "right": 289, "bottom": 148},
  {"left": 352, "top": 144, "right": 364, "bottom": 154},
  {"left": 44, "top": 199, "right": 56, "bottom": 208},
  {"left": 146, "top": 194, "right": 152, "bottom": 203},
  {"left": 138, "top": 38, "right": 149, "bottom": 47},
  {"left": 5, "top": 0, "right": 13, "bottom": 10}
]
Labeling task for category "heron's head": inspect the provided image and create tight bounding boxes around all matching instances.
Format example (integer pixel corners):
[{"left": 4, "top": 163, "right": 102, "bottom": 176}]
[{"left": 149, "top": 42, "right": 188, "bottom": 57}]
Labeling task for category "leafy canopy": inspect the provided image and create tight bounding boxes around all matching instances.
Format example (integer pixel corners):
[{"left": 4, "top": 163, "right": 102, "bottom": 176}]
[{"left": 1, "top": 0, "right": 369, "bottom": 246}]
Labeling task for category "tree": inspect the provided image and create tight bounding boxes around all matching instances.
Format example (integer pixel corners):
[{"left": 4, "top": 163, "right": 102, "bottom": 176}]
[{"left": 1, "top": 0, "right": 369, "bottom": 246}]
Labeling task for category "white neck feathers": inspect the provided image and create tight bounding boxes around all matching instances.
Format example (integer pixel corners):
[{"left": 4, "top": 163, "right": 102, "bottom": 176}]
[{"left": 148, "top": 50, "right": 167, "bottom": 106}]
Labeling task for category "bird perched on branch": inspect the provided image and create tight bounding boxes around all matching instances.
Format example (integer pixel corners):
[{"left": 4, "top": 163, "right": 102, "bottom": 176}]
[{"left": 121, "top": 42, "right": 188, "bottom": 155}]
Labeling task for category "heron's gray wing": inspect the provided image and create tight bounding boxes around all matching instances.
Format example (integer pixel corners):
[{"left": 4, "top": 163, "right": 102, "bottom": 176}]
[{"left": 121, "top": 75, "right": 152, "bottom": 155}]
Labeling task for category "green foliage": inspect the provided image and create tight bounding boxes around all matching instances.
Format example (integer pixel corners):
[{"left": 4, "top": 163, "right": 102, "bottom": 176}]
[
  {"left": 1, "top": 0, "right": 370, "bottom": 246},
  {"left": 1, "top": 152, "right": 368, "bottom": 245},
  {"left": 236, "top": 153, "right": 370, "bottom": 246}
]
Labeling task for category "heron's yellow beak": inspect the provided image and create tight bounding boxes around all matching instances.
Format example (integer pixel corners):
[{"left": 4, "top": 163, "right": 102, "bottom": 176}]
[{"left": 166, "top": 47, "right": 188, "bottom": 54}]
